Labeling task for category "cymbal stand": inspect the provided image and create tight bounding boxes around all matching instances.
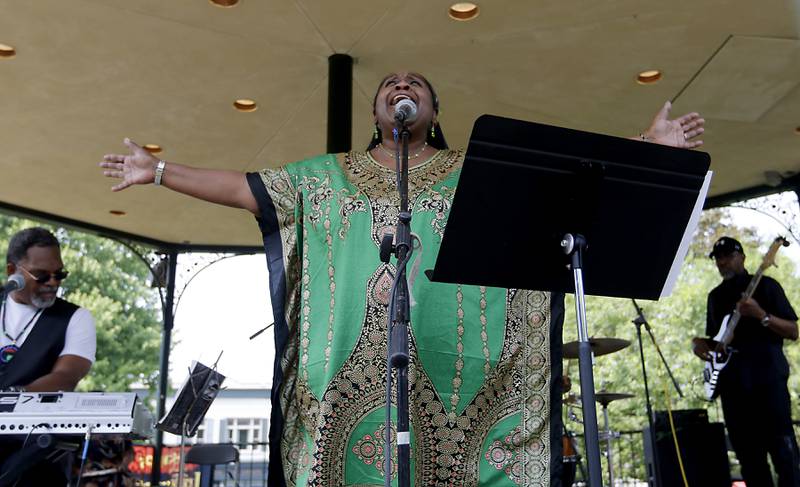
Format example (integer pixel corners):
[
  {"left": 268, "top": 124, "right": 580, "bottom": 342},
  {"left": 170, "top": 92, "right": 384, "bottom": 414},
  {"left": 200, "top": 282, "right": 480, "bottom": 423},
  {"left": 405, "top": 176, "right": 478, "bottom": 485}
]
[
  {"left": 631, "top": 299, "right": 683, "bottom": 486},
  {"left": 600, "top": 404, "right": 615, "bottom": 486},
  {"left": 563, "top": 407, "right": 586, "bottom": 487}
]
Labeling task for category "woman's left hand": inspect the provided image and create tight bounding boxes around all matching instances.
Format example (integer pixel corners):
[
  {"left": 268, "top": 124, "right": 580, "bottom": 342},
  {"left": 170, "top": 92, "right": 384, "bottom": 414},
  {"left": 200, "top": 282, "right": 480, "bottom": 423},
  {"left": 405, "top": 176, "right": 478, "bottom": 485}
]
[{"left": 642, "top": 101, "right": 705, "bottom": 149}]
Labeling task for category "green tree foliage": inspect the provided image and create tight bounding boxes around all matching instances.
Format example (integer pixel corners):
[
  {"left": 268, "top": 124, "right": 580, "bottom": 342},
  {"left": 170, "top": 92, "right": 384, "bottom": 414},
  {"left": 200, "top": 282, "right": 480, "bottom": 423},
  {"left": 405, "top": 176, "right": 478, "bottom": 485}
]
[
  {"left": 563, "top": 207, "right": 800, "bottom": 431},
  {"left": 0, "top": 214, "right": 163, "bottom": 392}
]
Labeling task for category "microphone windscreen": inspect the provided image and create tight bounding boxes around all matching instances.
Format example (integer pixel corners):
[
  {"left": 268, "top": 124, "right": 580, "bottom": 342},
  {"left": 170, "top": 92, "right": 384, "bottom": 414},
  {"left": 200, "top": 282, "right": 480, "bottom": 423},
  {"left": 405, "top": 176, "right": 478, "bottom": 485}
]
[
  {"left": 8, "top": 273, "right": 25, "bottom": 291},
  {"left": 394, "top": 99, "right": 418, "bottom": 123}
]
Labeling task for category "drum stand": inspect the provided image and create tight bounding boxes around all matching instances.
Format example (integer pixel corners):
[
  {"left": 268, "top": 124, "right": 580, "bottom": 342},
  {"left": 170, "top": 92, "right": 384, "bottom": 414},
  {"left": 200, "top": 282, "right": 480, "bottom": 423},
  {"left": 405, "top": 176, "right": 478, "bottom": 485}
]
[
  {"left": 600, "top": 404, "right": 616, "bottom": 486},
  {"left": 562, "top": 400, "right": 587, "bottom": 487}
]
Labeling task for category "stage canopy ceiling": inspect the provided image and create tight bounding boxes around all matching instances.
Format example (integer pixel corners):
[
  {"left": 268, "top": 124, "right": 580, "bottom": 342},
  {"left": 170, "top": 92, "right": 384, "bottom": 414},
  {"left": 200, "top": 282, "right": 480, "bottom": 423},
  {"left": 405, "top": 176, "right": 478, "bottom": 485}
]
[{"left": 1, "top": 0, "right": 798, "bottom": 249}]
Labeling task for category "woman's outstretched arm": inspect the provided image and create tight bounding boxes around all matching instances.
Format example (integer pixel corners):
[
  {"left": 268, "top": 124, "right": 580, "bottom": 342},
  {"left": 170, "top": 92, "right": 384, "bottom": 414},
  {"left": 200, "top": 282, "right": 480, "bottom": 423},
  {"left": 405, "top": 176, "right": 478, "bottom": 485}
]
[{"left": 100, "top": 138, "right": 259, "bottom": 215}]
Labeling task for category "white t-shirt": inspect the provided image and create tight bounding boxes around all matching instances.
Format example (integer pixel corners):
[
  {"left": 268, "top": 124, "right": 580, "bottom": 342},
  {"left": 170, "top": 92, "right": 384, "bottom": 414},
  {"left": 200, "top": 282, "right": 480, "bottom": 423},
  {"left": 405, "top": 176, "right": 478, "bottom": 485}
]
[{"left": 0, "top": 297, "right": 96, "bottom": 363}]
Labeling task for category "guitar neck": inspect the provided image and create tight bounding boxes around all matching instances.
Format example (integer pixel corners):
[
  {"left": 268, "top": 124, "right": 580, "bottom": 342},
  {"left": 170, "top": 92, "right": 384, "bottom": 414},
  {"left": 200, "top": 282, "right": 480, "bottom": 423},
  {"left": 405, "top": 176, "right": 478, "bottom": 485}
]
[
  {"left": 743, "top": 269, "right": 766, "bottom": 300},
  {"left": 720, "top": 269, "right": 767, "bottom": 345}
]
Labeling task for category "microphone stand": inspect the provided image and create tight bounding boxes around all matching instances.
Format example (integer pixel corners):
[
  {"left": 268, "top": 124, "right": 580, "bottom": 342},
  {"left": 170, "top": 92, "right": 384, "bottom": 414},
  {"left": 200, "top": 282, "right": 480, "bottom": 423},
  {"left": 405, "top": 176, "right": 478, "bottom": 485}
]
[
  {"left": 631, "top": 298, "right": 683, "bottom": 486},
  {"left": 379, "top": 121, "right": 413, "bottom": 487},
  {"left": 561, "top": 234, "right": 604, "bottom": 487}
]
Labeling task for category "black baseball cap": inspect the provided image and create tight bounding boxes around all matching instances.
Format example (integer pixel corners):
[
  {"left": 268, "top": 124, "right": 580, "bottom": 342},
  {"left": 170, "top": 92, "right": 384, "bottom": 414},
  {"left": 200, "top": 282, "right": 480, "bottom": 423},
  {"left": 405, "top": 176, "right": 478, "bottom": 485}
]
[{"left": 709, "top": 237, "right": 744, "bottom": 258}]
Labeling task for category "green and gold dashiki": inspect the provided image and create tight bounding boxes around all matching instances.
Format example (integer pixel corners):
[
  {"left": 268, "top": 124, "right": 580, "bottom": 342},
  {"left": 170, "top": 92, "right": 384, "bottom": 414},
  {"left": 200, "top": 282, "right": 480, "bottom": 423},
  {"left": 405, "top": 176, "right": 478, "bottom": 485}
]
[{"left": 245, "top": 150, "right": 563, "bottom": 486}]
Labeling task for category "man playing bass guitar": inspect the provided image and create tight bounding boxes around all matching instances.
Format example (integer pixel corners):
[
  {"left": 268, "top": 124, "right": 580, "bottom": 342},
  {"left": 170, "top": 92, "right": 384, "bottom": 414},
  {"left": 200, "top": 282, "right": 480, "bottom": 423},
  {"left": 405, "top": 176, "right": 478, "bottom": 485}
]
[{"left": 692, "top": 236, "right": 800, "bottom": 486}]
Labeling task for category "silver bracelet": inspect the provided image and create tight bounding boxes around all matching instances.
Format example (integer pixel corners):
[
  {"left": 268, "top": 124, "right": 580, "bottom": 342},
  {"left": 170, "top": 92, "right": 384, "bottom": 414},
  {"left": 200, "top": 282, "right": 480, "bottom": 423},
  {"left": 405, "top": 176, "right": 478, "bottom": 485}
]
[{"left": 154, "top": 160, "right": 166, "bottom": 186}]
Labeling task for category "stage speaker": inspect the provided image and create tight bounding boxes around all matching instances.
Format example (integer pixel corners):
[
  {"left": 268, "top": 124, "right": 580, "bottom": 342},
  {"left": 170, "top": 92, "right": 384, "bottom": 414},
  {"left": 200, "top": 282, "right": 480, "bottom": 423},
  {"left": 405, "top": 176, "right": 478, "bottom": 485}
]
[{"left": 643, "top": 414, "right": 730, "bottom": 487}]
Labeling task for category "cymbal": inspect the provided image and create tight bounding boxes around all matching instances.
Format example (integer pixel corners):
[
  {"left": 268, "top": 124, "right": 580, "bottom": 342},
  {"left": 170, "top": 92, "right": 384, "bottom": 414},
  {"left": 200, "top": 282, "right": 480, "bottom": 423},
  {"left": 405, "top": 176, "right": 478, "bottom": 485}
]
[
  {"left": 562, "top": 338, "right": 631, "bottom": 359},
  {"left": 594, "top": 392, "right": 634, "bottom": 407}
]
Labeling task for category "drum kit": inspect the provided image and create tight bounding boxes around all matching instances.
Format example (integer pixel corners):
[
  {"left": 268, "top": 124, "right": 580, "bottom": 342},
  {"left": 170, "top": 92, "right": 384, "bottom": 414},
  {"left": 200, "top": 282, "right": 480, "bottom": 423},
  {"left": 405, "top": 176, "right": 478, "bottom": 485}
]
[{"left": 561, "top": 337, "right": 634, "bottom": 487}]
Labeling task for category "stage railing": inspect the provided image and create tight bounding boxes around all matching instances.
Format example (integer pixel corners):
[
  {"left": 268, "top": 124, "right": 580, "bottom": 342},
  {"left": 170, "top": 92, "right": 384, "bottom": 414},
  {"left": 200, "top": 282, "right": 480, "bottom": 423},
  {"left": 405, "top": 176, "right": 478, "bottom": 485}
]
[
  {"left": 132, "top": 424, "right": 800, "bottom": 486},
  {"left": 570, "top": 423, "right": 800, "bottom": 486},
  {"left": 569, "top": 429, "right": 647, "bottom": 486}
]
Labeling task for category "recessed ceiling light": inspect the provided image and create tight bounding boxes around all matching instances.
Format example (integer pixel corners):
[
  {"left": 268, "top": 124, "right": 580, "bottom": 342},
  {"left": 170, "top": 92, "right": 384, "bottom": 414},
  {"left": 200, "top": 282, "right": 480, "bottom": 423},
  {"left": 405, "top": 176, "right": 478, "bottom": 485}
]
[
  {"left": 449, "top": 3, "right": 479, "bottom": 21},
  {"left": 109, "top": 210, "right": 127, "bottom": 216},
  {"left": 209, "top": 0, "right": 239, "bottom": 7},
  {"left": 143, "top": 144, "right": 162, "bottom": 154},
  {"left": 234, "top": 99, "right": 258, "bottom": 112},
  {"left": 636, "top": 70, "right": 662, "bottom": 84},
  {"left": 0, "top": 44, "right": 16, "bottom": 59}
]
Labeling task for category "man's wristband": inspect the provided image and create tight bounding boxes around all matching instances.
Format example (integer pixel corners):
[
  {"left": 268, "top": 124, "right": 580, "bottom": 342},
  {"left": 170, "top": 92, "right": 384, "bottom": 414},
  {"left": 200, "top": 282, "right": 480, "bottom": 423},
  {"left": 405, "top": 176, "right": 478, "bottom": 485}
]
[
  {"left": 761, "top": 313, "right": 771, "bottom": 327},
  {"left": 154, "top": 160, "right": 166, "bottom": 186}
]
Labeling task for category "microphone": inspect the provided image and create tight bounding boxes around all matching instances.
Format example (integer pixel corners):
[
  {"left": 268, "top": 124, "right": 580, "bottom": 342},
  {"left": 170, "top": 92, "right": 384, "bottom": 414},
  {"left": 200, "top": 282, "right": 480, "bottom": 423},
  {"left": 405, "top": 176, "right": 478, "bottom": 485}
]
[
  {"left": 394, "top": 99, "right": 417, "bottom": 124},
  {"left": 1, "top": 274, "right": 25, "bottom": 295}
]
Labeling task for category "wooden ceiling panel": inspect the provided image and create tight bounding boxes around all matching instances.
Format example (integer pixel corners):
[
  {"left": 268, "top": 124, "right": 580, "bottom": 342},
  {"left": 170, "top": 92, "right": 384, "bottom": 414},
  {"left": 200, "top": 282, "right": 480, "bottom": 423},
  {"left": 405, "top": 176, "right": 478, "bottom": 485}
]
[
  {"left": 677, "top": 36, "right": 800, "bottom": 123},
  {"left": 293, "top": 0, "right": 392, "bottom": 53},
  {"left": 80, "top": 0, "right": 329, "bottom": 52},
  {"left": 0, "top": 0, "right": 798, "bottom": 247}
]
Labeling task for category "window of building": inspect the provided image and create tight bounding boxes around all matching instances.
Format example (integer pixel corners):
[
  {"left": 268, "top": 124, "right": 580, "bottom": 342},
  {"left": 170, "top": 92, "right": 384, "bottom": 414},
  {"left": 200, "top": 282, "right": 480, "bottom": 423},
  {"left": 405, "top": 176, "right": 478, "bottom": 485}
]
[
  {"left": 191, "top": 422, "right": 207, "bottom": 444},
  {"left": 226, "top": 418, "right": 267, "bottom": 452}
]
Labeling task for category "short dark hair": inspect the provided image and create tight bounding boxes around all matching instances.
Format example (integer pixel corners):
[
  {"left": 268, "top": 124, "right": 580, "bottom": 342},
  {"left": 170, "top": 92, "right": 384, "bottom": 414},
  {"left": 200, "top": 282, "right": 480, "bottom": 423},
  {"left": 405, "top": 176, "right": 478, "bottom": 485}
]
[{"left": 6, "top": 227, "right": 60, "bottom": 265}]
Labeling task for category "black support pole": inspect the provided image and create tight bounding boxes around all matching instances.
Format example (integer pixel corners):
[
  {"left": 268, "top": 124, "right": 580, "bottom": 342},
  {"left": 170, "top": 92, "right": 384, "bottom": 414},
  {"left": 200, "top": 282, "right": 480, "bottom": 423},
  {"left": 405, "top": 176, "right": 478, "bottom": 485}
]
[
  {"left": 327, "top": 53, "right": 353, "bottom": 154},
  {"left": 150, "top": 250, "right": 178, "bottom": 486}
]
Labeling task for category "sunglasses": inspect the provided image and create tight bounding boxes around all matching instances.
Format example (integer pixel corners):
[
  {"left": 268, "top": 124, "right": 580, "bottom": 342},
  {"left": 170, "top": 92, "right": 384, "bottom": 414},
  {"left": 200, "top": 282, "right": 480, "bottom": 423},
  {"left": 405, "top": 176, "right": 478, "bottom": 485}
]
[{"left": 18, "top": 265, "right": 69, "bottom": 284}]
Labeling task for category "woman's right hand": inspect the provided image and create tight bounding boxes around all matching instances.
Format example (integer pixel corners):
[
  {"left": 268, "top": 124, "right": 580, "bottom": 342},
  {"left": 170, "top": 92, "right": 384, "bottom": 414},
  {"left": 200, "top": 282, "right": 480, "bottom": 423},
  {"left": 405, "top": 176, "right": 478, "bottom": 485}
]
[{"left": 100, "top": 138, "right": 160, "bottom": 191}]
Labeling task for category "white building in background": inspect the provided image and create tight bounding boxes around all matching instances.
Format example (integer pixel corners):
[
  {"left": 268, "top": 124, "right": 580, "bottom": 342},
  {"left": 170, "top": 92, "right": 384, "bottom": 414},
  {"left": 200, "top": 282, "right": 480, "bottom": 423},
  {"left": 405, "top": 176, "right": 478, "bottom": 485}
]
[{"left": 133, "top": 385, "right": 272, "bottom": 463}]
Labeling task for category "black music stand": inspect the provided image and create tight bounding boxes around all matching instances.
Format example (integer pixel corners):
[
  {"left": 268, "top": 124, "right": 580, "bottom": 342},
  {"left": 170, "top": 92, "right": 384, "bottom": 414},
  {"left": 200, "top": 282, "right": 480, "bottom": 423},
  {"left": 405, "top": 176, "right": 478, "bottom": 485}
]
[
  {"left": 428, "top": 114, "right": 710, "bottom": 486},
  {"left": 157, "top": 360, "right": 225, "bottom": 486}
]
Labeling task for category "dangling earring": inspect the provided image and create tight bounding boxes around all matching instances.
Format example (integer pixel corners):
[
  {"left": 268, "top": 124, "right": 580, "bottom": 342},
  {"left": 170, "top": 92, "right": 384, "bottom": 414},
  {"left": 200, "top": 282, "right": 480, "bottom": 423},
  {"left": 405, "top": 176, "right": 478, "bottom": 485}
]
[
  {"left": 430, "top": 123, "right": 436, "bottom": 139},
  {"left": 373, "top": 125, "right": 379, "bottom": 140}
]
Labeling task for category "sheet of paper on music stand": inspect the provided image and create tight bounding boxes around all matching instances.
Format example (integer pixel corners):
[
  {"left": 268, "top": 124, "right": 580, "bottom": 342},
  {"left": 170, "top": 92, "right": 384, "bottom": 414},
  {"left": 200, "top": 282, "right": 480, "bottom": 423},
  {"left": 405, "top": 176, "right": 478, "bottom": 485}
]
[
  {"left": 156, "top": 361, "right": 225, "bottom": 437},
  {"left": 660, "top": 170, "right": 713, "bottom": 298}
]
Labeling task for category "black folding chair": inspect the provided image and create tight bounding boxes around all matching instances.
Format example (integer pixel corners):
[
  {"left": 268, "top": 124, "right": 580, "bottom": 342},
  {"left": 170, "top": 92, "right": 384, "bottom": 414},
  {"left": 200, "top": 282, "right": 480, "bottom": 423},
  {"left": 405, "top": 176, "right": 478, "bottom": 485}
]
[{"left": 184, "top": 443, "right": 240, "bottom": 487}]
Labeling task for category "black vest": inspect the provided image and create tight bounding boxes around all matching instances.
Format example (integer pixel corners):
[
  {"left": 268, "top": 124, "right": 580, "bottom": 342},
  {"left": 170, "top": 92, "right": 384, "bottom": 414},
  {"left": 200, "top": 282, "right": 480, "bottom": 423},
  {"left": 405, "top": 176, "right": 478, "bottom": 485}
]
[{"left": 0, "top": 298, "right": 77, "bottom": 389}]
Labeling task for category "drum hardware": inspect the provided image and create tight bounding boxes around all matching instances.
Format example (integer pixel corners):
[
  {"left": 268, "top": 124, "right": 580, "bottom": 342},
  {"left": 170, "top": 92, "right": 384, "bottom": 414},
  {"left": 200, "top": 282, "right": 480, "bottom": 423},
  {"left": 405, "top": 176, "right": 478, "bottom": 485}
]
[
  {"left": 562, "top": 337, "right": 631, "bottom": 359},
  {"left": 596, "top": 391, "right": 633, "bottom": 486}
]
